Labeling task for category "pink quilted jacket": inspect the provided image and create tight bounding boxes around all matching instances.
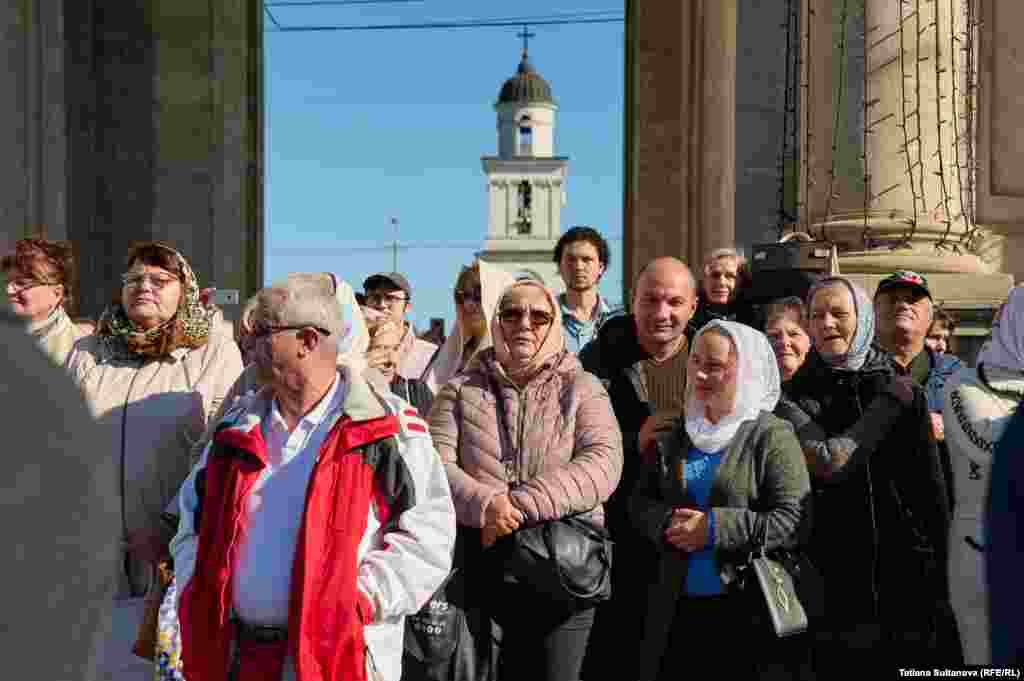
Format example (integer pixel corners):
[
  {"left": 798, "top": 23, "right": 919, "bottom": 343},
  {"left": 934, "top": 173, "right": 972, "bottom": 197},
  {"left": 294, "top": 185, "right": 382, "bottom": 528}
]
[{"left": 427, "top": 349, "right": 623, "bottom": 528}]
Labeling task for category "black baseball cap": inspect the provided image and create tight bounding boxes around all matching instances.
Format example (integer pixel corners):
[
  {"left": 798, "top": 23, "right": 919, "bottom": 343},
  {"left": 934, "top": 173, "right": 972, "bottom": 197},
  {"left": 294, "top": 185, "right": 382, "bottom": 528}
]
[
  {"left": 875, "top": 270, "right": 931, "bottom": 300},
  {"left": 363, "top": 272, "right": 412, "bottom": 298}
]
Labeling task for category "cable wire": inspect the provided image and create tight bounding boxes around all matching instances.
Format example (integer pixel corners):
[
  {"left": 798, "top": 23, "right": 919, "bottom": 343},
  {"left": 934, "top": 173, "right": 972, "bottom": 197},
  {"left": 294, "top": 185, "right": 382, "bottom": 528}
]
[{"left": 267, "top": 16, "right": 624, "bottom": 33}]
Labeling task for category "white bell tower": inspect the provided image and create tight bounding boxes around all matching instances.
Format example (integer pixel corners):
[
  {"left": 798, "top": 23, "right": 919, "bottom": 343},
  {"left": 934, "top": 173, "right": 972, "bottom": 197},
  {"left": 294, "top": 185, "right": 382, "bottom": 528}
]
[{"left": 479, "top": 39, "right": 569, "bottom": 291}]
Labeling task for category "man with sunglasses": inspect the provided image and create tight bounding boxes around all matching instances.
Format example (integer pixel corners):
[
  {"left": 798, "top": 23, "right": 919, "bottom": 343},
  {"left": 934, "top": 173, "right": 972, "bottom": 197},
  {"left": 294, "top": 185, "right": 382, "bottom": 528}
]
[
  {"left": 173, "top": 274, "right": 455, "bottom": 681},
  {"left": 363, "top": 272, "right": 438, "bottom": 382}
]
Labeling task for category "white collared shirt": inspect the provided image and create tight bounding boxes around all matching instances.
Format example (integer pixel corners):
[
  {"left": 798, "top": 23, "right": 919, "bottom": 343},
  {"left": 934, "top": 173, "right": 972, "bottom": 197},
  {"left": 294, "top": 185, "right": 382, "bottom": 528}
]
[{"left": 231, "top": 372, "right": 348, "bottom": 626}]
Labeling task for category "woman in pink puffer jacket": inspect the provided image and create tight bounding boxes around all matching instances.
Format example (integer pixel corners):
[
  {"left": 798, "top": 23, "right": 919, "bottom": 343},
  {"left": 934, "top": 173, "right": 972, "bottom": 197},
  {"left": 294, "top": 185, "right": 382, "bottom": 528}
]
[{"left": 427, "top": 278, "right": 623, "bottom": 681}]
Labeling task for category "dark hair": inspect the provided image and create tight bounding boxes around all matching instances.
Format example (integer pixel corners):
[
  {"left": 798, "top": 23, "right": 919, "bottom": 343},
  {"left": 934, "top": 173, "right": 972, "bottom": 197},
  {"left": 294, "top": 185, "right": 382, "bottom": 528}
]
[
  {"left": 930, "top": 306, "right": 958, "bottom": 334},
  {"left": 125, "top": 241, "right": 181, "bottom": 274},
  {"left": 762, "top": 296, "right": 807, "bottom": 329},
  {"left": 454, "top": 264, "right": 480, "bottom": 301},
  {"left": 1, "top": 238, "right": 76, "bottom": 312},
  {"left": 553, "top": 226, "right": 611, "bottom": 268}
]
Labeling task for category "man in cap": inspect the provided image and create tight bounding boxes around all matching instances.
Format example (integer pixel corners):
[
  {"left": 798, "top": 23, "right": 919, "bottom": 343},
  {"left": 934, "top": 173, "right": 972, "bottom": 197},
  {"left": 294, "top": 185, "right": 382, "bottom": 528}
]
[
  {"left": 874, "top": 270, "right": 963, "bottom": 500},
  {"left": 363, "top": 272, "right": 438, "bottom": 382}
]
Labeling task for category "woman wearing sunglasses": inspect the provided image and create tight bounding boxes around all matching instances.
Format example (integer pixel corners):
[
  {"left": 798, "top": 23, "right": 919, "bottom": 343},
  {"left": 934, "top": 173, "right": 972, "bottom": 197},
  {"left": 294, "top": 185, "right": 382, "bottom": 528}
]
[
  {"left": 428, "top": 278, "right": 623, "bottom": 681},
  {"left": 421, "top": 259, "right": 516, "bottom": 394}
]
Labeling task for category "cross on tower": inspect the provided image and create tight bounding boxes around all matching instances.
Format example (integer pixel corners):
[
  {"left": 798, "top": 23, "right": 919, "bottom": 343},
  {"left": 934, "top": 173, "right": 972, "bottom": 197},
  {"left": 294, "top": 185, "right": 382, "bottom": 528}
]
[{"left": 517, "top": 25, "right": 535, "bottom": 56}]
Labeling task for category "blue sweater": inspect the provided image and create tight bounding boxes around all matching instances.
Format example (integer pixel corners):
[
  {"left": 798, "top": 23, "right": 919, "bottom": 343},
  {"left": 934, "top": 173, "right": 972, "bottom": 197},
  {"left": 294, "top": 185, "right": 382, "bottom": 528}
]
[{"left": 683, "top": 446, "right": 723, "bottom": 596}]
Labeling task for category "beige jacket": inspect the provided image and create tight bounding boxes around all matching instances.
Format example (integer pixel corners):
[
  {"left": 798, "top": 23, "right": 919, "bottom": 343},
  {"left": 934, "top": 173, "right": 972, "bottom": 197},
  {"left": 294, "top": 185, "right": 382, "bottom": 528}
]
[
  {"left": 428, "top": 349, "right": 623, "bottom": 528},
  {"left": 66, "top": 312, "right": 243, "bottom": 597}
]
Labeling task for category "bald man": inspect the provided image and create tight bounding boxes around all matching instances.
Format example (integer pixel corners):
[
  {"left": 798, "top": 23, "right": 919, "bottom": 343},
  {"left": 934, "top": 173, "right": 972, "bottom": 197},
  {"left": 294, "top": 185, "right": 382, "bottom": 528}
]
[
  {"left": 0, "top": 304, "right": 119, "bottom": 680},
  {"left": 579, "top": 257, "right": 698, "bottom": 678}
]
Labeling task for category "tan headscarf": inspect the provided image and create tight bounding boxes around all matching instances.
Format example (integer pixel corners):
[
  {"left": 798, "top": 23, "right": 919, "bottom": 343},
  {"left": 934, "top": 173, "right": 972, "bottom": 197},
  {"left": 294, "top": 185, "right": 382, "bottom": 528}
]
[
  {"left": 422, "top": 259, "right": 517, "bottom": 393},
  {"left": 490, "top": 279, "right": 566, "bottom": 384}
]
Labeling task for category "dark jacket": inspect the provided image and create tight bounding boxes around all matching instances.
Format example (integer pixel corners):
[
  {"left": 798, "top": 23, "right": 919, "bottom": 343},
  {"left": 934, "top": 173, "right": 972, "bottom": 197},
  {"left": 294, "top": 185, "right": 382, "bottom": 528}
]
[
  {"left": 685, "top": 292, "right": 757, "bottom": 343},
  {"left": 628, "top": 412, "right": 812, "bottom": 681},
  {"left": 988, "top": 403, "right": 1024, "bottom": 666},
  {"left": 390, "top": 375, "right": 433, "bottom": 416},
  {"left": 578, "top": 313, "right": 656, "bottom": 539},
  {"left": 577, "top": 314, "right": 664, "bottom": 679},
  {"left": 777, "top": 348, "right": 953, "bottom": 652}
]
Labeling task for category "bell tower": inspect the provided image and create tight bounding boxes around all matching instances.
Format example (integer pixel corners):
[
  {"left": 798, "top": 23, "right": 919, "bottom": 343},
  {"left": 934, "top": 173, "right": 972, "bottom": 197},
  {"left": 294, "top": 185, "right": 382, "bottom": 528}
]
[{"left": 479, "top": 36, "right": 569, "bottom": 290}]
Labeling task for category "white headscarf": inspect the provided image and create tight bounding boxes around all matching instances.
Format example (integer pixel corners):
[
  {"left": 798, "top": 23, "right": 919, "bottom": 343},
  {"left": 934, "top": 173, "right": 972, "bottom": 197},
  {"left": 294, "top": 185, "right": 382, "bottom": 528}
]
[
  {"left": 685, "top": 320, "right": 781, "bottom": 453},
  {"left": 328, "top": 275, "right": 369, "bottom": 372},
  {"left": 422, "top": 259, "right": 516, "bottom": 393},
  {"left": 977, "top": 285, "right": 1024, "bottom": 372}
]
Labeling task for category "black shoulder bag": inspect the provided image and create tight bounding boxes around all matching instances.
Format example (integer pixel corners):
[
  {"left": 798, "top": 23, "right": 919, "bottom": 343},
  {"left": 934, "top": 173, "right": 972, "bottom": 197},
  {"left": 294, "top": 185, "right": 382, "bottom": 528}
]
[
  {"left": 734, "top": 516, "right": 824, "bottom": 638},
  {"left": 486, "top": 376, "right": 613, "bottom": 613}
]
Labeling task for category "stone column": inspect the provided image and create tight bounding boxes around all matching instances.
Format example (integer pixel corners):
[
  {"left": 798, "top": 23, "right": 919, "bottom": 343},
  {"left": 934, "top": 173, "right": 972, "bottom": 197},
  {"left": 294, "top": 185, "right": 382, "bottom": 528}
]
[
  {"left": 801, "top": 0, "right": 998, "bottom": 274},
  {"left": 975, "top": 0, "right": 1024, "bottom": 286},
  {"left": 799, "top": 0, "right": 1012, "bottom": 345},
  {"left": 0, "top": 0, "right": 263, "bottom": 320},
  {"left": 622, "top": 0, "right": 737, "bottom": 299}
]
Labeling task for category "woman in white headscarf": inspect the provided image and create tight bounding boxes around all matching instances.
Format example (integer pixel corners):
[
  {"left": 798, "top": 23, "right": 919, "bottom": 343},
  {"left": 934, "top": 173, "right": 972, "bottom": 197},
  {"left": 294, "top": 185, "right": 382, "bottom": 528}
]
[
  {"left": 941, "top": 286, "right": 1024, "bottom": 664},
  {"left": 421, "top": 259, "right": 516, "bottom": 394},
  {"left": 629, "top": 320, "right": 812, "bottom": 681}
]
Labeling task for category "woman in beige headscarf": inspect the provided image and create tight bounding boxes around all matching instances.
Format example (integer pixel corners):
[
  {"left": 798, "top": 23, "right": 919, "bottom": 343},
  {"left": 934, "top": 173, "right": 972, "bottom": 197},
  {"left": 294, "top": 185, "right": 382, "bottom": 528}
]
[
  {"left": 428, "top": 278, "right": 623, "bottom": 681},
  {"left": 421, "top": 259, "right": 516, "bottom": 394}
]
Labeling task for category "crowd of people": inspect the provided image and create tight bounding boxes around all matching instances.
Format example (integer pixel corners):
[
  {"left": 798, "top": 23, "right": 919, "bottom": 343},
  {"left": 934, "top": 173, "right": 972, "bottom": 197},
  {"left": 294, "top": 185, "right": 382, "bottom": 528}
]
[{"left": 2, "top": 228, "right": 1020, "bottom": 681}]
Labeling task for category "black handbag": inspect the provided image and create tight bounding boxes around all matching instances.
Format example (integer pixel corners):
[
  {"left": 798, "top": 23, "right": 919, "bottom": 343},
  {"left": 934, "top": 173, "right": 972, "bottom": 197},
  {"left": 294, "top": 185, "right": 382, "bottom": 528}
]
[
  {"left": 490, "top": 513, "right": 613, "bottom": 612},
  {"left": 734, "top": 517, "right": 824, "bottom": 638},
  {"left": 486, "top": 377, "right": 614, "bottom": 613},
  {"left": 403, "top": 528, "right": 500, "bottom": 681}
]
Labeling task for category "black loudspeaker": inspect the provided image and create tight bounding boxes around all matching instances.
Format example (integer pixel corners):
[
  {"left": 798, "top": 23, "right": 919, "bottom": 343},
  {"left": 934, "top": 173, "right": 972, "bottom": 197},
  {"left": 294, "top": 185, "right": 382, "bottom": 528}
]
[{"left": 743, "top": 237, "right": 838, "bottom": 325}]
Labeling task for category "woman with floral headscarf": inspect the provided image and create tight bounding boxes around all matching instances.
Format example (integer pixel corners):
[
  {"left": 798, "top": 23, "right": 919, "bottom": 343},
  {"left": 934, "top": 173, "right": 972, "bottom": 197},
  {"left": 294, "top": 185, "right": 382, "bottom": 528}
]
[
  {"left": 941, "top": 285, "right": 1024, "bottom": 664},
  {"left": 629, "top": 321, "right": 812, "bottom": 681},
  {"left": 66, "top": 242, "right": 243, "bottom": 680},
  {"left": 427, "top": 279, "right": 623, "bottom": 681},
  {"left": 774, "top": 276, "right": 954, "bottom": 675}
]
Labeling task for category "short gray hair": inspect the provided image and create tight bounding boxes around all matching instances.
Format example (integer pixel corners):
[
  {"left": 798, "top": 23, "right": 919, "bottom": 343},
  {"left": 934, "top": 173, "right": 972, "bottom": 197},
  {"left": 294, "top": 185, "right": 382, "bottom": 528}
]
[
  {"left": 703, "top": 247, "right": 746, "bottom": 272},
  {"left": 257, "top": 273, "right": 345, "bottom": 342}
]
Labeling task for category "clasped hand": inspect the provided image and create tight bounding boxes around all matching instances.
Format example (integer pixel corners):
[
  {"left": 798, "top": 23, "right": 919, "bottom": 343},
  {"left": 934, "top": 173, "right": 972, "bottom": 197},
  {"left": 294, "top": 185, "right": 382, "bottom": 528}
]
[
  {"left": 664, "top": 507, "right": 709, "bottom": 553},
  {"left": 485, "top": 493, "right": 525, "bottom": 537}
]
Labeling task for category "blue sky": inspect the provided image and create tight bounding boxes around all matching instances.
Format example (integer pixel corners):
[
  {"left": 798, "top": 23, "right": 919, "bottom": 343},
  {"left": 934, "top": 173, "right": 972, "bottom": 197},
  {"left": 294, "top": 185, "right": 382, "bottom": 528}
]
[{"left": 264, "top": 1, "right": 625, "bottom": 332}]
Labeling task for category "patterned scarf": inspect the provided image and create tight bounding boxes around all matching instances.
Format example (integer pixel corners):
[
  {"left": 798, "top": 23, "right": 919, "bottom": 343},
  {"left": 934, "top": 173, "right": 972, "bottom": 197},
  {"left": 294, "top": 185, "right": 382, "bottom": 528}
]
[{"left": 96, "top": 245, "right": 213, "bottom": 360}]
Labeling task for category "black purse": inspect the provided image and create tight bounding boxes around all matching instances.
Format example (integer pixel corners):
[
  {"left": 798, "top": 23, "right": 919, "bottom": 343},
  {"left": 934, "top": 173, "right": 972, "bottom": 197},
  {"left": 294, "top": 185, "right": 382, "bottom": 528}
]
[
  {"left": 490, "top": 513, "right": 613, "bottom": 612},
  {"left": 403, "top": 528, "right": 500, "bottom": 681},
  {"left": 487, "top": 377, "right": 614, "bottom": 613},
  {"left": 734, "top": 517, "right": 824, "bottom": 638}
]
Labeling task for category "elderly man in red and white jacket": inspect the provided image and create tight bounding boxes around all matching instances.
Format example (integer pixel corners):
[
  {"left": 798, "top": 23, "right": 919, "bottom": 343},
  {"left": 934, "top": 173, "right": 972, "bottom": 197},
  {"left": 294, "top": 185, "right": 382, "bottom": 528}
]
[{"left": 171, "top": 274, "right": 455, "bottom": 681}]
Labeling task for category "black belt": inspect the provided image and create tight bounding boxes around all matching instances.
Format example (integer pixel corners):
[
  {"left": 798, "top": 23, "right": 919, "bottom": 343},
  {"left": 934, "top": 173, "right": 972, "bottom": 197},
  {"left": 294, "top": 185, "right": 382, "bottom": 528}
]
[{"left": 233, "top": 618, "right": 288, "bottom": 643}]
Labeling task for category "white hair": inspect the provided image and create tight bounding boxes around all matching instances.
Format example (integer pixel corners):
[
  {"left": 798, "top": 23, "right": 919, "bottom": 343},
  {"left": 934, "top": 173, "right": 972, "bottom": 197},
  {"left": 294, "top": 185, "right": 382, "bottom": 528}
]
[
  {"left": 258, "top": 273, "right": 345, "bottom": 345},
  {"left": 703, "top": 247, "right": 746, "bottom": 272}
]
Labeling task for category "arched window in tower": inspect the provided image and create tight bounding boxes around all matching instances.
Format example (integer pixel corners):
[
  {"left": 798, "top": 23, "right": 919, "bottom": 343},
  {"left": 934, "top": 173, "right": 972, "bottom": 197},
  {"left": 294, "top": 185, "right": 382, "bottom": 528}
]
[
  {"left": 516, "top": 180, "right": 532, "bottom": 234},
  {"left": 518, "top": 115, "right": 533, "bottom": 156}
]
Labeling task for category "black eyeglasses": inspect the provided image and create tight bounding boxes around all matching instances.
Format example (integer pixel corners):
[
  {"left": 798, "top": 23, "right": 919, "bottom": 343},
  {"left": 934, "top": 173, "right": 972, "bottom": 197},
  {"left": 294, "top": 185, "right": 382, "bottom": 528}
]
[
  {"left": 365, "top": 292, "right": 408, "bottom": 307},
  {"left": 498, "top": 308, "right": 554, "bottom": 328},
  {"left": 250, "top": 322, "right": 332, "bottom": 339},
  {"left": 454, "top": 288, "right": 483, "bottom": 305}
]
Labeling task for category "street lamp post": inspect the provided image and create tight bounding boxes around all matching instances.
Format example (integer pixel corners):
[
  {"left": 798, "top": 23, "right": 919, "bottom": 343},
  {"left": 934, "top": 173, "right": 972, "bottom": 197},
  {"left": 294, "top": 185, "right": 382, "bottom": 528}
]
[{"left": 390, "top": 217, "right": 399, "bottom": 271}]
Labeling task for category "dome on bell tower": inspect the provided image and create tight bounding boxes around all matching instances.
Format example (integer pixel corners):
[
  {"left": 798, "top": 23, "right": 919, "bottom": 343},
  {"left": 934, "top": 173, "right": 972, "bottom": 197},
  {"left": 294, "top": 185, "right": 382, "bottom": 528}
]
[{"left": 497, "top": 52, "right": 555, "bottom": 105}]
